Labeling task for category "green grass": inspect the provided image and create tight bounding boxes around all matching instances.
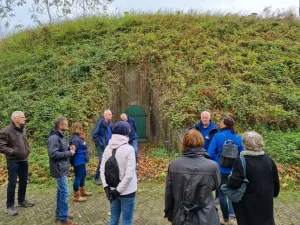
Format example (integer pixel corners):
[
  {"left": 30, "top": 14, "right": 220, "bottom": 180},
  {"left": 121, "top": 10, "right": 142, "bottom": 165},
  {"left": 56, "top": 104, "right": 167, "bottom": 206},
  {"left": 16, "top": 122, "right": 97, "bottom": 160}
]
[
  {"left": 263, "top": 129, "right": 300, "bottom": 165},
  {"left": 277, "top": 189, "right": 300, "bottom": 203},
  {"left": 149, "top": 147, "right": 179, "bottom": 159}
]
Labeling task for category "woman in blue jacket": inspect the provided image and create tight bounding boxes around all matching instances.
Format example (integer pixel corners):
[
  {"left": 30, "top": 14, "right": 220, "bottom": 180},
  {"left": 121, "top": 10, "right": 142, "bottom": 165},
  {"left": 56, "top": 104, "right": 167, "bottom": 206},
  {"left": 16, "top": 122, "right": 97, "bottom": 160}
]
[
  {"left": 70, "top": 122, "right": 92, "bottom": 202},
  {"left": 208, "top": 117, "right": 244, "bottom": 225}
]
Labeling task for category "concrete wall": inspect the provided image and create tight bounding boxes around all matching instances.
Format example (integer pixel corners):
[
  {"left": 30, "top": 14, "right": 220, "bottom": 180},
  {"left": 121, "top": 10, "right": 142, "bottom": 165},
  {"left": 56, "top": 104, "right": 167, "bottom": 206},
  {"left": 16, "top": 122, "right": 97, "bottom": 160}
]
[{"left": 110, "top": 65, "right": 180, "bottom": 151}]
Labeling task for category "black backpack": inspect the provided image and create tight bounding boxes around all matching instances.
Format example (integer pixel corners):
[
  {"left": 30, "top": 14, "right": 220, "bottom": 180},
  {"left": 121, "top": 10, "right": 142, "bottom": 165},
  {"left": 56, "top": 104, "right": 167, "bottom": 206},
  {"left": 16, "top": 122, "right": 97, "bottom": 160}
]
[
  {"left": 219, "top": 133, "right": 239, "bottom": 168},
  {"left": 105, "top": 144, "right": 125, "bottom": 188}
]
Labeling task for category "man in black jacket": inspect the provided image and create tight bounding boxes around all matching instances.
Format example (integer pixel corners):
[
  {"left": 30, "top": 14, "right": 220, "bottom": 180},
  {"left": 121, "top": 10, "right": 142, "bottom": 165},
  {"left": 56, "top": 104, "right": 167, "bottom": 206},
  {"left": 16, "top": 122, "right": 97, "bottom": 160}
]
[
  {"left": 0, "top": 111, "right": 34, "bottom": 216},
  {"left": 47, "top": 117, "right": 77, "bottom": 225}
]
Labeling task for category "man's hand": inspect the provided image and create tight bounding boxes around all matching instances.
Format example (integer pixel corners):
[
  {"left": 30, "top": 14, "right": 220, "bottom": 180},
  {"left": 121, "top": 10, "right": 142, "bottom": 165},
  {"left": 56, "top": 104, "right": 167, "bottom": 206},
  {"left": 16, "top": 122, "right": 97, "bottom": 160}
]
[{"left": 70, "top": 145, "right": 76, "bottom": 155}]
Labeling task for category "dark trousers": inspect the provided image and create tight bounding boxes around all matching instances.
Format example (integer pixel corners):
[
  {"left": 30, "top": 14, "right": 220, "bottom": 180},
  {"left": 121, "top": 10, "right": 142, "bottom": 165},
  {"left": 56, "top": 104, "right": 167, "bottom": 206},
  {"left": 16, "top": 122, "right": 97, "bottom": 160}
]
[
  {"left": 7, "top": 161, "right": 28, "bottom": 207},
  {"left": 94, "top": 147, "right": 104, "bottom": 179},
  {"left": 219, "top": 173, "right": 234, "bottom": 220}
]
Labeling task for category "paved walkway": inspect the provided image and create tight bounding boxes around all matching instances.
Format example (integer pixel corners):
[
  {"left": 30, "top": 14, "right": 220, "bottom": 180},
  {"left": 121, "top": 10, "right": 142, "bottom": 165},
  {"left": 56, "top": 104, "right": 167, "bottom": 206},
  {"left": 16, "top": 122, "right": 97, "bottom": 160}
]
[{"left": 0, "top": 180, "right": 299, "bottom": 225}]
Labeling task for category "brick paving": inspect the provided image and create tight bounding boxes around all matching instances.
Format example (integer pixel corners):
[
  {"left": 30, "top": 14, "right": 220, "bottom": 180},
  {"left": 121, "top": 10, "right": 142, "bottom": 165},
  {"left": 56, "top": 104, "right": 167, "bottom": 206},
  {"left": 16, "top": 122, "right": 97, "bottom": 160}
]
[{"left": 0, "top": 180, "right": 299, "bottom": 225}]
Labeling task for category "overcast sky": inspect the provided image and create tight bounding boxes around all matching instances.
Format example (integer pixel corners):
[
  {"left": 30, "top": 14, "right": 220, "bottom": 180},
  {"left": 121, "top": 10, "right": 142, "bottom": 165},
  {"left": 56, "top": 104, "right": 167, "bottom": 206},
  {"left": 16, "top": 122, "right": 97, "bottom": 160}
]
[
  {"left": 0, "top": 0, "right": 298, "bottom": 36},
  {"left": 109, "top": 0, "right": 298, "bottom": 14}
]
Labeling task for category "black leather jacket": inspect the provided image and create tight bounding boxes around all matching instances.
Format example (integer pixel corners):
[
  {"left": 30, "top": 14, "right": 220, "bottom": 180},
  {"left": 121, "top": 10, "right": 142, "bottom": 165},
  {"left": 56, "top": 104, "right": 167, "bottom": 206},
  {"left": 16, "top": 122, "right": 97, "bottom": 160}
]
[
  {"left": 47, "top": 128, "right": 72, "bottom": 178},
  {"left": 164, "top": 147, "right": 221, "bottom": 225}
]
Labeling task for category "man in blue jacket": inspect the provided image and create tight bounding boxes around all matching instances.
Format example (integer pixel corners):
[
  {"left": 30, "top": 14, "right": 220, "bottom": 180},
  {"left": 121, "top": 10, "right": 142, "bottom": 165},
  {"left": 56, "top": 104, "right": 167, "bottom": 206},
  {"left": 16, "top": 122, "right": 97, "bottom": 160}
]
[
  {"left": 120, "top": 113, "right": 138, "bottom": 162},
  {"left": 194, "top": 111, "right": 219, "bottom": 151},
  {"left": 92, "top": 110, "right": 113, "bottom": 185}
]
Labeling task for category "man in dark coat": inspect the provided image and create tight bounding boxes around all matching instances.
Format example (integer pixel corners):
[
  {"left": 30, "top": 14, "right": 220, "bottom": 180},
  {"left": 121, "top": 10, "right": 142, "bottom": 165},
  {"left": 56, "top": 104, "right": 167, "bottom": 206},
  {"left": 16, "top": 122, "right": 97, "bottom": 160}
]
[
  {"left": 120, "top": 113, "right": 138, "bottom": 162},
  {"left": 0, "top": 111, "right": 34, "bottom": 216},
  {"left": 92, "top": 110, "right": 113, "bottom": 185},
  {"left": 47, "top": 117, "right": 77, "bottom": 225},
  {"left": 226, "top": 131, "right": 280, "bottom": 225}
]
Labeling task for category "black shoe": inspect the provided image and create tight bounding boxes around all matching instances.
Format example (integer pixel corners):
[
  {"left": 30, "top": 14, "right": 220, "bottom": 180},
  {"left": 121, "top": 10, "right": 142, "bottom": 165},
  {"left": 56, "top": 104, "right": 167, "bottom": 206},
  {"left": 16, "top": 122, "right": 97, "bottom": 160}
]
[
  {"left": 5, "top": 206, "right": 18, "bottom": 216},
  {"left": 93, "top": 178, "right": 102, "bottom": 185},
  {"left": 17, "top": 200, "right": 34, "bottom": 207}
]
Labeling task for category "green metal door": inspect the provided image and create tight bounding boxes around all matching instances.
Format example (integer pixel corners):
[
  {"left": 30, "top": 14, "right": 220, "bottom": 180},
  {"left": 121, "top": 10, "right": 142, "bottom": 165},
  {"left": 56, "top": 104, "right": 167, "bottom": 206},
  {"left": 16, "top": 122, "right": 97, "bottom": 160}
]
[{"left": 125, "top": 105, "right": 147, "bottom": 142}]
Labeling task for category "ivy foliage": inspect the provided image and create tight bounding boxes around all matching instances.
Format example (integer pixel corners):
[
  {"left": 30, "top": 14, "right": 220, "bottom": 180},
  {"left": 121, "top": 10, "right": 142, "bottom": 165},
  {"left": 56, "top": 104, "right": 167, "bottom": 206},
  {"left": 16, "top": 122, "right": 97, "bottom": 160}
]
[{"left": 0, "top": 13, "right": 299, "bottom": 145}]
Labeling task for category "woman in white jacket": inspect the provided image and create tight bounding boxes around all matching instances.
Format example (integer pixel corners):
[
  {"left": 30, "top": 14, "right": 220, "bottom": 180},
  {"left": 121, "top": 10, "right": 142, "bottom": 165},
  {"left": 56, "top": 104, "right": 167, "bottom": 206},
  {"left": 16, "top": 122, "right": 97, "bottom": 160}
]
[{"left": 100, "top": 121, "right": 137, "bottom": 225}]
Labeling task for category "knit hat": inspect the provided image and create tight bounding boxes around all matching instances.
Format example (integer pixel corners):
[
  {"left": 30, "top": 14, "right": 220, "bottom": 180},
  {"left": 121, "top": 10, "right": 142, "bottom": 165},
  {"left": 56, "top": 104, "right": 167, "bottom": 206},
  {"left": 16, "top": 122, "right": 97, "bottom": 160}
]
[{"left": 112, "top": 121, "right": 130, "bottom": 136}]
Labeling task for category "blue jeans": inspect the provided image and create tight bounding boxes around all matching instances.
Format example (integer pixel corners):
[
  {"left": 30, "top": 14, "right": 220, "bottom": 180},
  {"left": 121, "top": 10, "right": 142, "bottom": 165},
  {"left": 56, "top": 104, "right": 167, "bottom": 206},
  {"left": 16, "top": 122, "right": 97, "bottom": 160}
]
[
  {"left": 6, "top": 161, "right": 28, "bottom": 207},
  {"left": 94, "top": 147, "right": 104, "bottom": 179},
  {"left": 110, "top": 197, "right": 135, "bottom": 225},
  {"left": 131, "top": 139, "right": 138, "bottom": 162},
  {"left": 73, "top": 164, "right": 87, "bottom": 192},
  {"left": 56, "top": 176, "right": 69, "bottom": 222},
  {"left": 219, "top": 173, "right": 235, "bottom": 220}
]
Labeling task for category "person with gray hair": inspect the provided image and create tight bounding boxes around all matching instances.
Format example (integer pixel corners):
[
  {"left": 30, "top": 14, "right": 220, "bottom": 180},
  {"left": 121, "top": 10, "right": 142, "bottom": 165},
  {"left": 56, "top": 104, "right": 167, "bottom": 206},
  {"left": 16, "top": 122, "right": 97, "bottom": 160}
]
[
  {"left": 0, "top": 111, "right": 34, "bottom": 216},
  {"left": 194, "top": 111, "right": 219, "bottom": 150},
  {"left": 120, "top": 113, "right": 138, "bottom": 162},
  {"left": 226, "top": 131, "right": 280, "bottom": 225},
  {"left": 92, "top": 109, "right": 113, "bottom": 185}
]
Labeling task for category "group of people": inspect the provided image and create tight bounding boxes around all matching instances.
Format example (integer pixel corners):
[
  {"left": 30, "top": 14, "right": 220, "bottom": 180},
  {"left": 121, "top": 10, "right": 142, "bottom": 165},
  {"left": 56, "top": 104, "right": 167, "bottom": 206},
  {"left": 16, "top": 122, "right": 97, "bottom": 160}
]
[
  {"left": 0, "top": 110, "right": 281, "bottom": 225},
  {"left": 92, "top": 110, "right": 138, "bottom": 186},
  {"left": 164, "top": 111, "right": 280, "bottom": 225},
  {"left": 0, "top": 110, "right": 138, "bottom": 225}
]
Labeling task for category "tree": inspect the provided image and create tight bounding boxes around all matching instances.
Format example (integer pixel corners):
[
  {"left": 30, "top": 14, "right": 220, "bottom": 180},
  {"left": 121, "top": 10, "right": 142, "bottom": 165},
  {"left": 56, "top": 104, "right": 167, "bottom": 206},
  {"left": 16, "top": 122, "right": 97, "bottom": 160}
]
[{"left": 0, "top": 0, "right": 114, "bottom": 24}]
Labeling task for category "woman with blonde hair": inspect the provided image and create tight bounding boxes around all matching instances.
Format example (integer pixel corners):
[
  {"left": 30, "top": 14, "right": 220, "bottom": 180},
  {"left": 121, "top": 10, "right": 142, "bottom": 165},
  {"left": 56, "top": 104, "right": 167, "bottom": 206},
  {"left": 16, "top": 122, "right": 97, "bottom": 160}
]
[
  {"left": 70, "top": 122, "right": 92, "bottom": 202},
  {"left": 226, "top": 131, "right": 280, "bottom": 225},
  {"left": 164, "top": 129, "right": 221, "bottom": 225}
]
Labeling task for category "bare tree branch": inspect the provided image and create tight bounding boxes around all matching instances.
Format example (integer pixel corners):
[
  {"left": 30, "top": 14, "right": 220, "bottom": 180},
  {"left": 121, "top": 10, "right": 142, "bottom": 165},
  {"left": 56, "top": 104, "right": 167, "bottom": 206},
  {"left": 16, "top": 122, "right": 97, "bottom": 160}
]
[{"left": 0, "top": 0, "right": 113, "bottom": 23}]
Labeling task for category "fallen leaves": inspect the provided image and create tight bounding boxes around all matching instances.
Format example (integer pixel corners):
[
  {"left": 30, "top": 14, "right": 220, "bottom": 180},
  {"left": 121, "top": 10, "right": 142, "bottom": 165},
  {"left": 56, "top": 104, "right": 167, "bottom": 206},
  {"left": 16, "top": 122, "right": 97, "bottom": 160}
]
[{"left": 136, "top": 144, "right": 172, "bottom": 183}]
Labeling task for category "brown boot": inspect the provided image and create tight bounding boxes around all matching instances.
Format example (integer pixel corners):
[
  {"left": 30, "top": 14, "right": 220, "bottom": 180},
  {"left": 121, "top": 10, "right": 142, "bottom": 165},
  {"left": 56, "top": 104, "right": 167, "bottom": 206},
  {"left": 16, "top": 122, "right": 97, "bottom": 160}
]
[
  {"left": 59, "top": 220, "right": 78, "bottom": 225},
  {"left": 80, "top": 186, "right": 92, "bottom": 196},
  {"left": 73, "top": 191, "right": 86, "bottom": 202},
  {"left": 55, "top": 214, "right": 74, "bottom": 222}
]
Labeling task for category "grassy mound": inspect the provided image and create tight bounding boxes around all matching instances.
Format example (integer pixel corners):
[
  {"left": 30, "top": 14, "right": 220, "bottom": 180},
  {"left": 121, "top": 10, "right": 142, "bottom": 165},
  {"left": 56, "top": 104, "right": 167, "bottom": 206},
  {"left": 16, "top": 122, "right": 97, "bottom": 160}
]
[{"left": 0, "top": 13, "right": 299, "bottom": 187}]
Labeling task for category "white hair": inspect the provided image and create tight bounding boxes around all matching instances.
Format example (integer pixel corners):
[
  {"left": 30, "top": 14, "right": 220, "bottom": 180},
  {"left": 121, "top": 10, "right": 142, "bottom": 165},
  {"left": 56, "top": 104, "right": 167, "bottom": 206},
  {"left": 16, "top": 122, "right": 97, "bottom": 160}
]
[
  {"left": 201, "top": 111, "right": 211, "bottom": 118},
  {"left": 120, "top": 113, "right": 127, "bottom": 120},
  {"left": 11, "top": 111, "right": 24, "bottom": 120},
  {"left": 242, "top": 131, "right": 265, "bottom": 152},
  {"left": 103, "top": 109, "right": 112, "bottom": 116}
]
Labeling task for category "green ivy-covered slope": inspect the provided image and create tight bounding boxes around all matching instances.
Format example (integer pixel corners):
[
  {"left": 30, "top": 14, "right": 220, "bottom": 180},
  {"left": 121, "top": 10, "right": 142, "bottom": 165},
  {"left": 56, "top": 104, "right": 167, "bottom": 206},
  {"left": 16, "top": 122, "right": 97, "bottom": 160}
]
[{"left": 0, "top": 13, "right": 299, "bottom": 144}]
